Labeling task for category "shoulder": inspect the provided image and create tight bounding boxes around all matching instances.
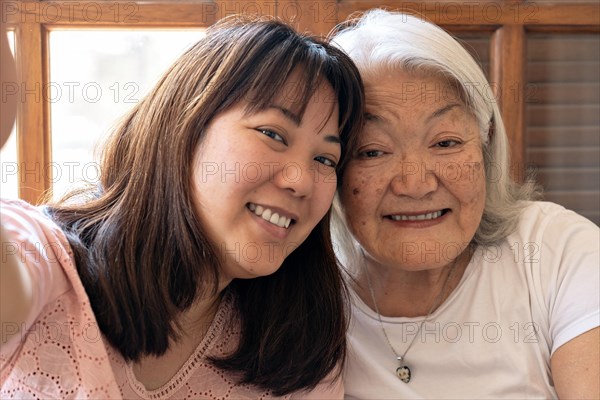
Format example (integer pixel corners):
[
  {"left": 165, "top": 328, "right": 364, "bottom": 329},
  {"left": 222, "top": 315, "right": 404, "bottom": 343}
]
[
  {"left": 2, "top": 197, "right": 48, "bottom": 219},
  {"left": 1, "top": 197, "right": 77, "bottom": 305},
  {"left": 506, "top": 200, "right": 598, "bottom": 279},
  {"left": 505, "top": 201, "right": 599, "bottom": 352},
  {"left": 1, "top": 196, "right": 76, "bottom": 280},
  {"left": 1, "top": 198, "right": 68, "bottom": 248},
  {"left": 518, "top": 200, "right": 596, "bottom": 227},
  {"left": 494, "top": 200, "right": 598, "bottom": 272},
  {"left": 0, "top": 199, "right": 81, "bottom": 362},
  {"left": 512, "top": 201, "right": 598, "bottom": 246},
  {"left": 1, "top": 198, "right": 75, "bottom": 273}
]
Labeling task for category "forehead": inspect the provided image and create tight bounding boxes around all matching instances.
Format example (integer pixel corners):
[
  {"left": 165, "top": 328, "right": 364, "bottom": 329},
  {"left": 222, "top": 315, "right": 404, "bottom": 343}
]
[
  {"left": 269, "top": 73, "right": 339, "bottom": 129},
  {"left": 272, "top": 71, "right": 334, "bottom": 108},
  {"left": 240, "top": 65, "right": 334, "bottom": 123},
  {"left": 364, "top": 69, "right": 464, "bottom": 114}
]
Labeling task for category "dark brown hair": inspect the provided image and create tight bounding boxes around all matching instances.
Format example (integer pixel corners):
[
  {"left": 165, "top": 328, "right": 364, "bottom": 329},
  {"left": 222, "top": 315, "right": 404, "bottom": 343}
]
[{"left": 46, "top": 16, "right": 364, "bottom": 395}]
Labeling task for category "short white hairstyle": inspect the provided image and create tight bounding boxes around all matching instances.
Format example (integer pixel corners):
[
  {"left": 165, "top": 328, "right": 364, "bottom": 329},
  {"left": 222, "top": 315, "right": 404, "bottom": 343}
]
[{"left": 330, "top": 9, "right": 537, "bottom": 264}]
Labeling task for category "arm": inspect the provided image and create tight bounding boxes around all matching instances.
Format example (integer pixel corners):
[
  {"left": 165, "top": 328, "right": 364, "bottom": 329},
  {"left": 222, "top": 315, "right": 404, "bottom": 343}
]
[
  {"left": 0, "top": 224, "right": 34, "bottom": 345},
  {"left": 1, "top": 18, "right": 18, "bottom": 146},
  {"left": 0, "top": 200, "right": 71, "bottom": 356},
  {"left": 1, "top": 25, "right": 37, "bottom": 349},
  {"left": 540, "top": 206, "right": 600, "bottom": 399},
  {"left": 551, "top": 327, "right": 599, "bottom": 399}
]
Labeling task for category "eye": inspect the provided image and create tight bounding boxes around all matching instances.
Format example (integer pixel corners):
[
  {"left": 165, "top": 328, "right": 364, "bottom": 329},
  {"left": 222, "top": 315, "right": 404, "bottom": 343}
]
[
  {"left": 258, "top": 129, "right": 286, "bottom": 145},
  {"left": 358, "top": 149, "right": 384, "bottom": 158},
  {"left": 435, "top": 139, "right": 460, "bottom": 148},
  {"left": 365, "top": 113, "right": 378, "bottom": 121},
  {"left": 314, "top": 156, "right": 337, "bottom": 168}
]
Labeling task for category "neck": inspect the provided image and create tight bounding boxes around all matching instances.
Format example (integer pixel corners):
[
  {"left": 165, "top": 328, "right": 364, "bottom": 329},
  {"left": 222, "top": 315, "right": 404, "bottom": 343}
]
[
  {"left": 178, "top": 276, "right": 231, "bottom": 337},
  {"left": 132, "top": 277, "right": 231, "bottom": 390},
  {"left": 355, "top": 247, "right": 472, "bottom": 318}
]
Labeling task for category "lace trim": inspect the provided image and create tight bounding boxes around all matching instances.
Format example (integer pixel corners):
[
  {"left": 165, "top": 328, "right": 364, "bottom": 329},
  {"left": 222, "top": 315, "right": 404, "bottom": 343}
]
[{"left": 125, "top": 292, "right": 234, "bottom": 399}]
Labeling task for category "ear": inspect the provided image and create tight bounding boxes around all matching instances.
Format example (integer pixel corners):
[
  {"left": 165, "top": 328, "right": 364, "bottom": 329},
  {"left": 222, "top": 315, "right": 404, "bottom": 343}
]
[{"left": 487, "top": 116, "right": 495, "bottom": 142}]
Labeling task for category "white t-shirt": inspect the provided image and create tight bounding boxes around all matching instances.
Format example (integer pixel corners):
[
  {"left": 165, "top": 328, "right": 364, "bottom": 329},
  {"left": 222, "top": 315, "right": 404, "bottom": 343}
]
[{"left": 343, "top": 202, "right": 599, "bottom": 399}]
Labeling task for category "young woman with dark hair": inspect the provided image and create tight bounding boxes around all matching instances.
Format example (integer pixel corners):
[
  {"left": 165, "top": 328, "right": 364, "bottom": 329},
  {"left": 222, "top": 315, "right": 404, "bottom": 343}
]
[{"left": 0, "top": 16, "right": 364, "bottom": 398}]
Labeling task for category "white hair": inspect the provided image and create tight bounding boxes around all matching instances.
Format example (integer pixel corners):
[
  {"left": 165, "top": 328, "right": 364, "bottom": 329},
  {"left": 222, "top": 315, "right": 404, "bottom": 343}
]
[{"left": 330, "top": 9, "right": 538, "bottom": 267}]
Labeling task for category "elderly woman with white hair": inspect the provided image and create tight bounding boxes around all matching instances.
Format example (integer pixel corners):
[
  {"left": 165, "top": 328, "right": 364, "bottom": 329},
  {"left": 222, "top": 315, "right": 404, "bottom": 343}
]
[{"left": 331, "top": 9, "right": 599, "bottom": 399}]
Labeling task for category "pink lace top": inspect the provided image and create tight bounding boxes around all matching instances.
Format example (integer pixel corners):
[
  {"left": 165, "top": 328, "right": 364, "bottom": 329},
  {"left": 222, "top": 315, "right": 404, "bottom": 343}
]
[{"left": 0, "top": 199, "right": 342, "bottom": 399}]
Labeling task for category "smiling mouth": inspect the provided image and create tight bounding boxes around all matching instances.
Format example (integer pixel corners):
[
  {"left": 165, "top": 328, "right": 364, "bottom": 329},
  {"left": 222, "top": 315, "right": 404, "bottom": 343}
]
[
  {"left": 386, "top": 209, "right": 449, "bottom": 221},
  {"left": 247, "top": 203, "right": 295, "bottom": 229}
]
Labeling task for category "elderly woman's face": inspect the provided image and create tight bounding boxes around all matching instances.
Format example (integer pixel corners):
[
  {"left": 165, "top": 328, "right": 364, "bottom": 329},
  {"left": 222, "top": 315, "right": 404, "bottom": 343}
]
[{"left": 340, "top": 70, "right": 486, "bottom": 270}]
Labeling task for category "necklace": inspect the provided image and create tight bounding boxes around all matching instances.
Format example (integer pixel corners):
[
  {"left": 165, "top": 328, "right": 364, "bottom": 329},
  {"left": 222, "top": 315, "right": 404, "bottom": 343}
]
[{"left": 363, "top": 256, "right": 458, "bottom": 384}]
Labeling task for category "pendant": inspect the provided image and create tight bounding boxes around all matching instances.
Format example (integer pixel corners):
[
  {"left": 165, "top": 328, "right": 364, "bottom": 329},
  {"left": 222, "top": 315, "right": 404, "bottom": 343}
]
[{"left": 396, "top": 365, "right": 411, "bottom": 383}]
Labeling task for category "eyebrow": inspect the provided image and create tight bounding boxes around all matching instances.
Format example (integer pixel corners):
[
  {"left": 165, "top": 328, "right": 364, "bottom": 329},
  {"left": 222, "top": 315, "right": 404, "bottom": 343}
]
[
  {"left": 325, "top": 135, "right": 341, "bottom": 145},
  {"left": 269, "top": 104, "right": 301, "bottom": 126},
  {"left": 270, "top": 104, "right": 341, "bottom": 145},
  {"left": 364, "top": 110, "right": 390, "bottom": 126},
  {"left": 425, "top": 103, "right": 461, "bottom": 124}
]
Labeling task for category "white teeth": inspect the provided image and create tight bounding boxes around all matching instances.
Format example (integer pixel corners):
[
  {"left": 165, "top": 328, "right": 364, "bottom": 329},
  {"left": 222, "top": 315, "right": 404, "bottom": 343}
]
[
  {"left": 269, "top": 213, "right": 280, "bottom": 224},
  {"left": 390, "top": 210, "right": 443, "bottom": 221},
  {"left": 277, "top": 215, "right": 286, "bottom": 228},
  {"left": 247, "top": 203, "right": 292, "bottom": 229},
  {"left": 262, "top": 209, "right": 272, "bottom": 221}
]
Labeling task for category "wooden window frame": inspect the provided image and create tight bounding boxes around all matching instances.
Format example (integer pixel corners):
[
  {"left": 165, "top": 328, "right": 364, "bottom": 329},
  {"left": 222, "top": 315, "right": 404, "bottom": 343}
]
[{"left": 3, "top": 0, "right": 599, "bottom": 204}]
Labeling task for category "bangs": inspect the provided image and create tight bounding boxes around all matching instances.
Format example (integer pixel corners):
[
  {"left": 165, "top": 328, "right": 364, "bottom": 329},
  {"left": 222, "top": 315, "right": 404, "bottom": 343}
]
[
  {"left": 198, "top": 17, "right": 349, "bottom": 129},
  {"left": 241, "top": 39, "right": 337, "bottom": 124}
]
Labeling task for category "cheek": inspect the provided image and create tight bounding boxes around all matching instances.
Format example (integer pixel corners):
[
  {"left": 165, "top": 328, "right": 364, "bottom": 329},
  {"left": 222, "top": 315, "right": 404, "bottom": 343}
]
[
  {"left": 460, "top": 187, "right": 486, "bottom": 241},
  {"left": 339, "top": 168, "right": 378, "bottom": 233},
  {"left": 322, "top": 180, "right": 338, "bottom": 208},
  {"left": 462, "top": 152, "right": 486, "bottom": 206},
  {"left": 448, "top": 151, "right": 486, "bottom": 221},
  {"left": 340, "top": 167, "right": 371, "bottom": 207},
  {"left": 310, "top": 177, "right": 338, "bottom": 222},
  {"left": 191, "top": 156, "right": 206, "bottom": 205}
]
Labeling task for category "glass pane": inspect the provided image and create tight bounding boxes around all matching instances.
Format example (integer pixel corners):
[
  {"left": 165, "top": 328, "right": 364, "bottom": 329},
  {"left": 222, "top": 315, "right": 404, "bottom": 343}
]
[
  {"left": 0, "top": 31, "right": 18, "bottom": 199},
  {"left": 526, "top": 34, "right": 600, "bottom": 225},
  {"left": 49, "top": 30, "right": 204, "bottom": 199}
]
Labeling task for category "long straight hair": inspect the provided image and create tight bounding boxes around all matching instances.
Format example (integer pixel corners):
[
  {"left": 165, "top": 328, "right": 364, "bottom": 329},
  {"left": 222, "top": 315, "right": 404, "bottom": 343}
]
[{"left": 46, "top": 16, "right": 364, "bottom": 395}]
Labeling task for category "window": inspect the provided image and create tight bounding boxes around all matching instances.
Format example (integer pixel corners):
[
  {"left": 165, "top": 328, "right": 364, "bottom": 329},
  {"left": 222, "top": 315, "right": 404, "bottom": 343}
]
[
  {"left": 525, "top": 33, "right": 600, "bottom": 224},
  {"left": 49, "top": 30, "right": 202, "bottom": 198}
]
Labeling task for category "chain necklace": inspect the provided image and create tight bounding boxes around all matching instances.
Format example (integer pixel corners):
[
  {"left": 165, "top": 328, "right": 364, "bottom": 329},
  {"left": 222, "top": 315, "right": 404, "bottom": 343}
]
[{"left": 363, "top": 256, "right": 458, "bottom": 384}]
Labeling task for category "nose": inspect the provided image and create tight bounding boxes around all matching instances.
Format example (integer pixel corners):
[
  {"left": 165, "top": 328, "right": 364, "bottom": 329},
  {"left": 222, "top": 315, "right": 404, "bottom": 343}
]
[
  {"left": 389, "top": 160, "right": 438, "bottom": 199},
  {"left": 272, "top": 159, "right": 315, "bottom": 198}
]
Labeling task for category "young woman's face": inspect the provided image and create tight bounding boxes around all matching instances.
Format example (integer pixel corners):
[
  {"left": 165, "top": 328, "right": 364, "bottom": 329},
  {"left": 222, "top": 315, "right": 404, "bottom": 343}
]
[
  {"left": 192, "top": 77, "right": 341, "bottom": 280},
  {"left": 339, "top": 70, "right": 486, "bottom": 271}
]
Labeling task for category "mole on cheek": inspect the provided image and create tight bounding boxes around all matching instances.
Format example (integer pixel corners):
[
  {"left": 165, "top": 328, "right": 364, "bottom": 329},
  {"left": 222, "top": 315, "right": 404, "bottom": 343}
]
[{"left": 353, "top": 188, "right": 360, "bottom": 195}]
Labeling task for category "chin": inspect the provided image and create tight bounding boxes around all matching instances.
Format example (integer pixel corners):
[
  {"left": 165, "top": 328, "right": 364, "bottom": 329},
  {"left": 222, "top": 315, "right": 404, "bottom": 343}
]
[{"left": 235, "top": 260, "right": 284, "bottom": 279}]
